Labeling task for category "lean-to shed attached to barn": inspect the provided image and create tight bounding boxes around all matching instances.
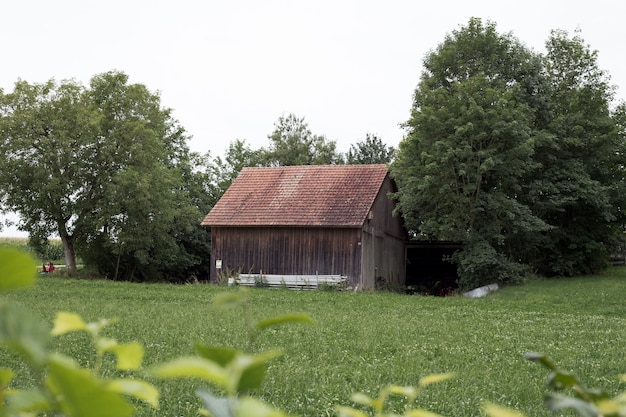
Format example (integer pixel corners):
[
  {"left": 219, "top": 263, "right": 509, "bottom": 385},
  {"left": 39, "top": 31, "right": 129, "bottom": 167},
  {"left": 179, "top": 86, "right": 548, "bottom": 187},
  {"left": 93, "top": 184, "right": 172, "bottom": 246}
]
[{"left": 201, "top": 164, "right": 407, "bottom": 290}]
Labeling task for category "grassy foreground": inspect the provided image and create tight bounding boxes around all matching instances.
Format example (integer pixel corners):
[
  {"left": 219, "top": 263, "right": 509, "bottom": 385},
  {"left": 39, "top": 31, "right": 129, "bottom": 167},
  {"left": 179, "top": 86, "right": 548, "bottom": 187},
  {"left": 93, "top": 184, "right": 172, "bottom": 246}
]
[{"left": 3, "top": 270, "right": 626, "bottom": 416}]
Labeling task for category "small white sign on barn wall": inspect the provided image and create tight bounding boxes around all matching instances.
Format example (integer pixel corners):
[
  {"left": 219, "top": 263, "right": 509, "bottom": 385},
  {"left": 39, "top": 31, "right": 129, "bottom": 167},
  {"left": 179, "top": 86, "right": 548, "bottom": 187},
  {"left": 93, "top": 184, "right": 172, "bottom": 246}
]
[{"left": 215, "top": 259, "right": 222, "bottom": 269}]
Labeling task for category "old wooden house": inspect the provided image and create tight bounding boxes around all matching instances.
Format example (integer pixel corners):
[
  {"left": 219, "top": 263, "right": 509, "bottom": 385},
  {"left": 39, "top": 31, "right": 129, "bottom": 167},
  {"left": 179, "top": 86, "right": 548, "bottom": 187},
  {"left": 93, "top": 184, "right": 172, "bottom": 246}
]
[{"left": 201, "top": 164, "right": 407, "bottom": 290}]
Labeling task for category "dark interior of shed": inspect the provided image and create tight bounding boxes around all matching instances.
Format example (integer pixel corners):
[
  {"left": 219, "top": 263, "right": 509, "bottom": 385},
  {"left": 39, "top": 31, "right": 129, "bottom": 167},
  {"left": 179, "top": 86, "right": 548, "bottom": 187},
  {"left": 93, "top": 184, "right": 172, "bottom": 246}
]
[{"left": 405, "top": 242, "right": 461, "bottom": 296}]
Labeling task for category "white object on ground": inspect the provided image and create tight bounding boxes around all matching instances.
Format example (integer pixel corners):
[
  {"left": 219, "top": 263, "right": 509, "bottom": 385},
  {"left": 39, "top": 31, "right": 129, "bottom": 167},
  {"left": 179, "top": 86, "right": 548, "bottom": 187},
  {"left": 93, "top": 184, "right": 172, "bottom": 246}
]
[{"left": 464, "top": 283, "right": 499, "bottom": 298}]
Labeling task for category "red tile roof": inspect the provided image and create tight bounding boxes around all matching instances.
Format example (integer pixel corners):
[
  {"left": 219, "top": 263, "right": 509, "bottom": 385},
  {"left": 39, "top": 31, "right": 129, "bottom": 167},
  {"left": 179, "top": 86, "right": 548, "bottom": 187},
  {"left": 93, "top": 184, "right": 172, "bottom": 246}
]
[{"left": 201, "top": 164, "right": 390, "bottom": 227}]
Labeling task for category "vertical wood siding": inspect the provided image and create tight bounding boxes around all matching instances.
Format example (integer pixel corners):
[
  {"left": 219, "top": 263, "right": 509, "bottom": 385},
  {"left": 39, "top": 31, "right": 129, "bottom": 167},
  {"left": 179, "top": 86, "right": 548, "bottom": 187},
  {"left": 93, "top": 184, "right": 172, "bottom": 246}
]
[
  {"left": 360, "top": 177, "right": 407, "bottom": 289},
  {"left": 211, "top": 227, "right": 362, "bottom": 285}
]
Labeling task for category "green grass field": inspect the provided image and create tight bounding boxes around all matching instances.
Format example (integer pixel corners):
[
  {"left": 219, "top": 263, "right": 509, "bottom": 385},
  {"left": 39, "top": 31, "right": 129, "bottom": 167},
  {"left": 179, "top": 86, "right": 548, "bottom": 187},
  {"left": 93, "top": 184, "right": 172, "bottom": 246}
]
[
  {"left": 3, "top": 269, "right": 626, "bottom": 416},
  {"left": 0, "top": 237, "right": 29, "bottom": 249},
  {"left": 0, "top": 236, "right": 65, "bottom": 264}
]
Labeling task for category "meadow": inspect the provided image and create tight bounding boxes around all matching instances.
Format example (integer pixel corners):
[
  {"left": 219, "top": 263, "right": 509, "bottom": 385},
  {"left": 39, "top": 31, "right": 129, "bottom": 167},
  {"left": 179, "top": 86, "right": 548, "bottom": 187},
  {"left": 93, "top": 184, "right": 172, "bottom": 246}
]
[
  {"left": 2, "top": 269, "right": 626, "bottom": 416},
  {"left": 0, "top": 236, "right": 65, "bottom": 264}
]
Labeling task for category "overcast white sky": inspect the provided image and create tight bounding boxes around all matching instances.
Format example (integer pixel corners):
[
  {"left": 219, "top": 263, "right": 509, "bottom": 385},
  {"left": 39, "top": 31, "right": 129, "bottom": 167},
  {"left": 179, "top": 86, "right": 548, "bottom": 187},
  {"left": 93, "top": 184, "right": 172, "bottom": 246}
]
[{"left": 1, "top": 0, "right": 624, "bottom": 236}]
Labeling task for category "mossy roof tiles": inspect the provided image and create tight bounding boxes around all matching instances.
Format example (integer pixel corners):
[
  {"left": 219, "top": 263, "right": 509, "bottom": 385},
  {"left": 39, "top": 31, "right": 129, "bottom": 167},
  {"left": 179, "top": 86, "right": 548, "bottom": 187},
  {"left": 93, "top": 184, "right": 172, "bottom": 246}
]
[{"left": 201, "top": 164, "right": 389, "bottom": 227}]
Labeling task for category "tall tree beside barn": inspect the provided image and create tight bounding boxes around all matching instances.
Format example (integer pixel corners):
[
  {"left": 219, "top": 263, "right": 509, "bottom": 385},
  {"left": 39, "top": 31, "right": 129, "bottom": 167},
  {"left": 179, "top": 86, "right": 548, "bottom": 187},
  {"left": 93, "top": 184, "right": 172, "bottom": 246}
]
[
  {"left": 391, "top": 18, "right": 549, "bottom": 288},
  {"left": 393, "top": 18, "right": 626, "bottom": 287},
  {"left": 75, "top": 72, "right": 212, "bottom": 281},
  {"left": 521, "top": 30, "right": 626, "bottom": 276}
]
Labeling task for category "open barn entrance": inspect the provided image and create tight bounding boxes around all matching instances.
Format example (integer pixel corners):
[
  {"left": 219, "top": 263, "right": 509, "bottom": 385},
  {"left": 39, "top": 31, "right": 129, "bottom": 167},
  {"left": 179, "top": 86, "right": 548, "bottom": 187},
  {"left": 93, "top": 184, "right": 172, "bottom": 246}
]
[{"left": 405, "top": 241, "right": 462, "bottom": 295}]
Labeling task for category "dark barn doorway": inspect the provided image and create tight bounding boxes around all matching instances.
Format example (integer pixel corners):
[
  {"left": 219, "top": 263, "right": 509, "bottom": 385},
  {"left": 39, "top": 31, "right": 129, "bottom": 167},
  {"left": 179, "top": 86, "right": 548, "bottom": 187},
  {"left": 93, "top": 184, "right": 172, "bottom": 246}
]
[{"left": 406, "top": 241, "right": 462, "bottom": 295}]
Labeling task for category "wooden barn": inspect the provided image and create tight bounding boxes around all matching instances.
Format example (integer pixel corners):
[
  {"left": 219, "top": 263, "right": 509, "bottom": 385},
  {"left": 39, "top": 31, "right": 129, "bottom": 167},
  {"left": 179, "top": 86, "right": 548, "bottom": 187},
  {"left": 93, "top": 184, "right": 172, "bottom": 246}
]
[{"left": 201, "top": 164, "right": 407, "bottom": 290}]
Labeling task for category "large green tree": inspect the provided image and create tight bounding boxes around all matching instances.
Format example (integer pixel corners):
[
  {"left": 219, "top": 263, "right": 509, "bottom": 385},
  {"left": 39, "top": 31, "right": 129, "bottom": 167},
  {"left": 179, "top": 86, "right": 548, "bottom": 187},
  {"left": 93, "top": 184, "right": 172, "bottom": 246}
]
[
  {"left": 522, "top": 30, "right": 626, "bottom": 276},
  {"left": 393, "top": 19, "right": 626, "bottom": 287},
  {"left": 346, "top": 133, "right": 395, "bottom": 165},
  {"left": 392, "top": 18, "right": 549, "bottom": 288},
  {"left": 0, "top": 78, "right": 98, "bottom": 274},
  {"left": 263, "top": 114, "right": 343, "bottom": 166},
  {"left": 0, "top": 71, "right": 210, "bottom": 280}
]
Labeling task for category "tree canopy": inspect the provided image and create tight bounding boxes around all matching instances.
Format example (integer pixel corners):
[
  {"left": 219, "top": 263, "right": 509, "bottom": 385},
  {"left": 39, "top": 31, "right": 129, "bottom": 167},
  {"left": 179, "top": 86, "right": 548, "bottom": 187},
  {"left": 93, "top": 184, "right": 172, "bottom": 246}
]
[
  {"left": 392, "top": 18, "right": 626, "bottom": 288},
  {"left": 0, "top": 71, "right": 211, "bottom": 280},
  {"left": 347, "top": 133, "right": 395, "bottom": 165},
  {"left": 520, "top": 29, "right": 626, "bottom": 276},
  {"left": 206, "top": 115, "right": 397, "bottom": 193},
  {"left": 262, "top": 113, "right": 344, "bottom": 166}
]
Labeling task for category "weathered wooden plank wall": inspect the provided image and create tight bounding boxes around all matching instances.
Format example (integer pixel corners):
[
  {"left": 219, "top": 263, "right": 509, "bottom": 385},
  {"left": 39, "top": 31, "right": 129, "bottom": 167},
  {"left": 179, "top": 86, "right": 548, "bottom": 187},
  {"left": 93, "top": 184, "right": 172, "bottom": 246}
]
[
  {"left": 360, "top": 177, "right": 407, "bottom": 289},
  {"left": 211, "top": 227, "right": 362, "bottom": 285}
]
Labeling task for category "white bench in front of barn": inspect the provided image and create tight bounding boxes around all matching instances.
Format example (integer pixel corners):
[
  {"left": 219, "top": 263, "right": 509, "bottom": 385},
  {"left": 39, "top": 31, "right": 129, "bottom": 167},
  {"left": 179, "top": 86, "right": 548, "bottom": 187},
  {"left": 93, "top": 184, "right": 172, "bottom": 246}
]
[{"left": 237, "top": 273, "right": 348, "bottom": 290}]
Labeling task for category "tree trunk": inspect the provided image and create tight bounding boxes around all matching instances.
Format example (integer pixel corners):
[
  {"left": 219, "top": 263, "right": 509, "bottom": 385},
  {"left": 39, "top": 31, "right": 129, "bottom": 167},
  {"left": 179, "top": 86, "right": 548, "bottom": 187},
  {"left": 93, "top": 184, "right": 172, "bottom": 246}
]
[{"left": 60, "top": 232, "right": 78, "bottom": 276}]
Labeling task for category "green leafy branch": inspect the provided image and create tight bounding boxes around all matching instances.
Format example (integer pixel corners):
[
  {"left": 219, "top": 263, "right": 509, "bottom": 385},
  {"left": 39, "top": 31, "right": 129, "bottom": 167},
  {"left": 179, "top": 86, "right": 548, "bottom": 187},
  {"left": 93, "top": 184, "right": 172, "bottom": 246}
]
[
  {"left": 525, "top": 352, "right": 626, "bottom": 417},
  {"left": 210, "top": 288, "right": 314, "bottom": 349},
  {"left": 483, "top": 353, "right": 626, "bottom": 417},
  {"left": 337, "top": 373, "right": 455, "bottom": 417}
]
